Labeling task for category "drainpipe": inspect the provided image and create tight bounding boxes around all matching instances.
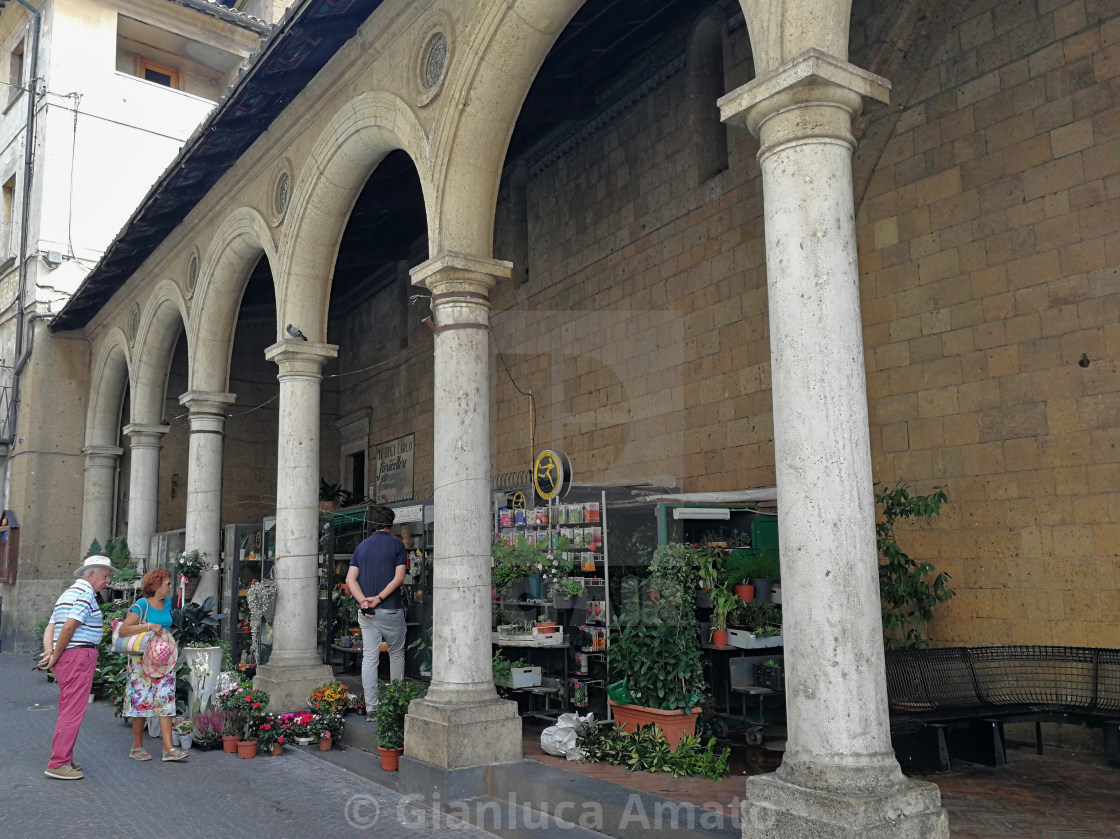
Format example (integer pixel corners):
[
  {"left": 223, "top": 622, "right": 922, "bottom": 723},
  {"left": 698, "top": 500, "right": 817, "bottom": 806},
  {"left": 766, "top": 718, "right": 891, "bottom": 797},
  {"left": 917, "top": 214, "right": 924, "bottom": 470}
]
[{"left": 4, "top": 0, "right": 40, "bottom": 450}]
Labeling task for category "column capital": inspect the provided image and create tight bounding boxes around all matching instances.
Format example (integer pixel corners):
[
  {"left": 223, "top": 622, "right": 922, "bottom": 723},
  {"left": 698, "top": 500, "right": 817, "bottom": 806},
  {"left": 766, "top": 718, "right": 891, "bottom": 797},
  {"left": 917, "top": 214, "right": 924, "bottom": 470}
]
[
  {"left": 82, "top": 444, "right": 124, "bottom": 459},
  {"left": 122, "top": 424, "right": 169, "bottom": 446},
  {"left": 178, "top": 390, "right": 236, "bottom": 415},
  {"left": 410, "top": 252, "right": 512, "bottom": 297},
  {"left": 719, "top": 48, "right": 890, "bottom": 145},
  {"left": 264, "top": 340, "right": 338, "bottom": 376}
]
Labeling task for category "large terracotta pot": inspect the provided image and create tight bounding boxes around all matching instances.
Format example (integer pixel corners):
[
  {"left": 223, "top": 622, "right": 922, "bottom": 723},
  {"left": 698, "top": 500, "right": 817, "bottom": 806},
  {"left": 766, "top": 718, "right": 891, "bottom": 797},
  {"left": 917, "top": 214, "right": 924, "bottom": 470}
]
[
  {"left": 222, "top": 735, "right": 239, "bottom": 754},
  {"left": 237, "top": 740, "right": 257, "bottom": 759},
  {"left": 711, "top": 629, "right": 728, "bottom": 647},
  {"left": 608, "top": 699, "right": 702, "bottom": 748},
  {"left": 734, "top": 584, "right": 755, "bottom": 603},
  {"left": 379, "top": 746, "right": 403, "bottom": 771}
]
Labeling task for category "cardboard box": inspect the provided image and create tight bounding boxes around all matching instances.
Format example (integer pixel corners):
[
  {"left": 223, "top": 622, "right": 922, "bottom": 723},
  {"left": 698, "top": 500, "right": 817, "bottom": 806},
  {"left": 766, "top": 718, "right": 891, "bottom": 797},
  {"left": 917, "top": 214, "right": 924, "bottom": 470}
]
[{"left": 507, "top": 666, "right": 542, "bottom": 688}]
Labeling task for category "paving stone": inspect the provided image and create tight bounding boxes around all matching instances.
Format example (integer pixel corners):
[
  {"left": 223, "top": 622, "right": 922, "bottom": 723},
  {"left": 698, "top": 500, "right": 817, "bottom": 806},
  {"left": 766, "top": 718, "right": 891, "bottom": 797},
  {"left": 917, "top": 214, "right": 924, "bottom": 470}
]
[{"left": 0, "top": 652, "right": 495, "bottom": 839}]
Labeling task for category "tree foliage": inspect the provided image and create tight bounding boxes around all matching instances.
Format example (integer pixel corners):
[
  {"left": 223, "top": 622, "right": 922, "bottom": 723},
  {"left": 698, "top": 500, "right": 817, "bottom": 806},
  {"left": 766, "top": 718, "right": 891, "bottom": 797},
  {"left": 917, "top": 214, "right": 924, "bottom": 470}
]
[{"left": 876, "top": 482, "right": 953, "bottom": 649}]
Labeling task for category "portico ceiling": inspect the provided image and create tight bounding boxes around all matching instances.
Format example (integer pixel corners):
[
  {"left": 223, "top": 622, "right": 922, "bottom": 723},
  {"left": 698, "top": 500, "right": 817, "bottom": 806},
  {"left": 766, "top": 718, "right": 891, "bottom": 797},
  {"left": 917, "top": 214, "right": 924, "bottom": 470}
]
[{"left": 53, "top": 0, "right": 736, "bottom": 331}]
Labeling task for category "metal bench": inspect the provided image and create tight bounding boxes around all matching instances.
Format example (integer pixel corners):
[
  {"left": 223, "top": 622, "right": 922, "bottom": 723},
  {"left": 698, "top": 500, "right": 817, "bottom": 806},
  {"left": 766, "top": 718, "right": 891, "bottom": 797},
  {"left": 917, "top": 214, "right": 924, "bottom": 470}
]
[{"left": 886, "top": 645, "right": 1120, "bottom": 772}]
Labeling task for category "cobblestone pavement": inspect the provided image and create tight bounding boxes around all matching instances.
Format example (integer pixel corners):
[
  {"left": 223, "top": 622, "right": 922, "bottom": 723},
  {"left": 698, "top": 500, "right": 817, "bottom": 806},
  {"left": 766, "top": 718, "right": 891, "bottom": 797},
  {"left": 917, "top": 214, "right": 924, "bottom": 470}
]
[{"left": 0, "top": 653, "right": 495, "bottom": 839}]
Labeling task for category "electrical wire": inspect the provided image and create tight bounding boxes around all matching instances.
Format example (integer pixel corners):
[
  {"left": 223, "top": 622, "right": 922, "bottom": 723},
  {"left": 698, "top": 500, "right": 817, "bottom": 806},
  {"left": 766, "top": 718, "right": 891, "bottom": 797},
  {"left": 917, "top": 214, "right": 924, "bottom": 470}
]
[{"left": 64, "top": 92, "right": 80, "bottom": 260}]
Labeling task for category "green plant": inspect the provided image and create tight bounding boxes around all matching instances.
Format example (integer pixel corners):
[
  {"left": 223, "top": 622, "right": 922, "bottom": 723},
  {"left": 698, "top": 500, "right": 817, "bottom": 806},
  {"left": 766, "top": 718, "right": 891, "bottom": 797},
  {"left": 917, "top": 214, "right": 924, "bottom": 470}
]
[
  {"left": 577, "top": 723, "right": 730, "bottom": 779},
  {"left": 608, "top": 577, "right": 706, "bottom": 712},
  {"left": 647, "top": 544, "right": 701, "bottom": 599},
  {"left": 696, "top": 550, "right": 720, "bottom": 590},
  {"left": 319, "top": 478, "right": 343, "bottom": 503},
  {"left": 372, "top": 679, "right": 428, "bottom": 750},
  {"left": 709, "top": 586, "right": 740, "bottom": 632},
  {"left": 407, "top": 627, "right": 432, "bottom": 670},
  {"left": 492, "top": 650, "right": 529, "bottom": 686},
  {"left": 171, "top": 596, "right": 226, "bottom": 646},
  {"left": 759, "top": 659, "right": 780, "bottom": 671},
  {"left": 552, "top": 578, "right": 585, "bottom": 599},
  {"left": 332, "top": 588, "right": 358, "bottom": 638},
  {"left": 876, "top": 482, "right": 953, "bottom": 648},
  {"left": 193, "top": 710, "right": 223, "bottom": 742},
  {"left": 175, "top": 718, "right": 193, "bottom": 735},
  {"left": 717, "top": 551, "right": 754, "bottom": 588},
  {"left": 173, "top": 550, "right": 211, "bottom": 578},
  {"left": 754, "top": 625, "right": 779, "bottom": 639},
  {"left": 728, "top": 598, "right": 780, "bottom": 631}
]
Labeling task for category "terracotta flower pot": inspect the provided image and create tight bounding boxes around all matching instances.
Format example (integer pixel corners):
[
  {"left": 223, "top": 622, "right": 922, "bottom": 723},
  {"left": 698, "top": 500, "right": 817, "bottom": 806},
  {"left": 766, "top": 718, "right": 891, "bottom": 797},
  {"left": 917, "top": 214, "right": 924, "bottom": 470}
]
[
  {"left": 271, "top": 743, "right": 283, "bottom": 756},
  {"left": 734, "top": 584, "right": 755, "bottom": 603},
  {"left": 319, "top": 736, "right": 332, "bottom": 751},
  {"left": 379, "top": 746, "right": 403, "bottom": 771},
  {"left": 222, "top": 735, "right": 239, "bottom": 754},
  {"left": 236, "top": 740, "right": 257, "bottom": 759},
  {"left": 711, "top": 629, "right": 728, "bottom": 647},
  {"left": 608, "top": 699, "right": 701, "bottom": 749}
]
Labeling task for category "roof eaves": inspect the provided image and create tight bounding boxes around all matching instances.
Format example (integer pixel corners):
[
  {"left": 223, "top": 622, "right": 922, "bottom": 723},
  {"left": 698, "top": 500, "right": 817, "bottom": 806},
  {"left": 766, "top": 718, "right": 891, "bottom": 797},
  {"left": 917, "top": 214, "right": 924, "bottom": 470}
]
[{"left": 163, "top": 0, "right": 273, "bottom": 35}]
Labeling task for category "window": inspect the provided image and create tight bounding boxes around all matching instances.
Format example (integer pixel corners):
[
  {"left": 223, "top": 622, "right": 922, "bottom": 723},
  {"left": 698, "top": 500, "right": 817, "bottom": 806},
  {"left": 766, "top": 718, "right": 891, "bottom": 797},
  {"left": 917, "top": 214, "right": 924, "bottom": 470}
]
[
  {"left": 2, "top": 176, "right": 15, "bottom": 259},
  {"left": 8, "top": 40, "right": 23, "bottom": 104},
  {"left": 138, "top": 59, "right": 178, "bottom": 89},
  {"left": 348, "top": 451, "right": 366, "bottom": 503}
]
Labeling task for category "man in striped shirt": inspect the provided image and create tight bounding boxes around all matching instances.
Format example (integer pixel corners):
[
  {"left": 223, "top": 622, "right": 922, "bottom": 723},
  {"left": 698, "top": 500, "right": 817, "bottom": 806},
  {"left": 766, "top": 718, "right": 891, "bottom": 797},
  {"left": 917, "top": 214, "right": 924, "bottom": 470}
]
[{"left": 41, "top": 555, "right": 116, "bottom": 780}]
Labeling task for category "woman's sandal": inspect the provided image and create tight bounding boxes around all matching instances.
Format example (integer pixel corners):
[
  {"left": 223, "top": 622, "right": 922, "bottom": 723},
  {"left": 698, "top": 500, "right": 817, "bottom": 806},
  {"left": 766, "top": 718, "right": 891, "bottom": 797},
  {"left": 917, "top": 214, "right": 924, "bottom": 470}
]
[
  {"left": 129, "top": 747, "right": 152, "bottom": 761},
  {"left": 162, "top": 748, "right": 188, "bottom": 762}
]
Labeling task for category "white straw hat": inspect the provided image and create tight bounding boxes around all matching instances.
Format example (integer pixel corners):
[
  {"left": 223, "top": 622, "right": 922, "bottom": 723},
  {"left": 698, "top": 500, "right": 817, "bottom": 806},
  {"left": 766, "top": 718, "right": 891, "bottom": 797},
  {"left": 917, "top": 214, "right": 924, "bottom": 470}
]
[{"left": 73, "top": 555, "right": 118, "bottom": 579}]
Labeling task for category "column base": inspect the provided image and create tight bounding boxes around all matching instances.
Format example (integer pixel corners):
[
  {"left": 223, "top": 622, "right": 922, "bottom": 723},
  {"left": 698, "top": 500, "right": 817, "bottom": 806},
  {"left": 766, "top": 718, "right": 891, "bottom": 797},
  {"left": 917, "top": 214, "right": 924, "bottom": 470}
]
[
  {"left": 742, "top": 772, "right": 949, "bottom": 839},
  {"left": 404, "top": 695, "right": 522, "bottom": 769},
  {"left": 253, "top": 662, "right": 334, "bottom": 712}
]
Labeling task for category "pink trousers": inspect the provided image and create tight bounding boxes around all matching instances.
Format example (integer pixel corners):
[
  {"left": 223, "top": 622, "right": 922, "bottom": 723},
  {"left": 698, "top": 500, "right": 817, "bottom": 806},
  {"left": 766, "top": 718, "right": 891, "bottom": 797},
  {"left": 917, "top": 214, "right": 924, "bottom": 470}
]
[{"left": 48, "top": 647, "right": 97, "bottom": 769}]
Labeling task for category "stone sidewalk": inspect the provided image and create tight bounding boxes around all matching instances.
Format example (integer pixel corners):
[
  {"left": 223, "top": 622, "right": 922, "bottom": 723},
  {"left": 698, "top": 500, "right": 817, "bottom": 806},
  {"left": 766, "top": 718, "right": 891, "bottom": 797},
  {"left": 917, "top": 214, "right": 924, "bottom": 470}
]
[{"left": 0, "top": 652, "right": 494, "bottom": 839}]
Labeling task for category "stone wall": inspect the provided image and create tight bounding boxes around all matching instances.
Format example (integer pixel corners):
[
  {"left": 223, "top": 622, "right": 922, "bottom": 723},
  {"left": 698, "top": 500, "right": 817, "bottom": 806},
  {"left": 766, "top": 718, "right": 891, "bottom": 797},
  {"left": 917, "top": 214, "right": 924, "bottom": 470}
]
[{"left": 858, "top": 0, "right": 1119, "bottom": 646}]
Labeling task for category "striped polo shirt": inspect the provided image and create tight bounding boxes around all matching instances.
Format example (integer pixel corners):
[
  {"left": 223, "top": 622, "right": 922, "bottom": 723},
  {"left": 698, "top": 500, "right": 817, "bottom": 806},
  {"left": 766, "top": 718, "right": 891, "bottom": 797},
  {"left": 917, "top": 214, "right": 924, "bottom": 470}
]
[{"left": 49, "top": 579, "right": 104, "bottom": 648}]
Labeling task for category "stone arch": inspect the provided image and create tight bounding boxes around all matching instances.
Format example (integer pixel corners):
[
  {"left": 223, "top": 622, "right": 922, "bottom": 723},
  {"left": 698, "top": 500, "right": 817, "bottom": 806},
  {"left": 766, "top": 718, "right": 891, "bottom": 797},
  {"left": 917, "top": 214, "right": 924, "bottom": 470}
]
[
  {"left": 85, "top": 328, "right": 132, "bottom": 448},
  {"left": 131, "top": 281, "right": 189, "bottom": 425},
  {"left": 737, "top": 0, "right": 853, "bottom": 74},
  {"left": 189, "top": 206, "right": 278, "bottom": 393},
  {"left": 426, "top": 0, "right": 584, "bottom": 257},
  {"left": 278, "top": 90, "right": 433, "bottom": 341}
]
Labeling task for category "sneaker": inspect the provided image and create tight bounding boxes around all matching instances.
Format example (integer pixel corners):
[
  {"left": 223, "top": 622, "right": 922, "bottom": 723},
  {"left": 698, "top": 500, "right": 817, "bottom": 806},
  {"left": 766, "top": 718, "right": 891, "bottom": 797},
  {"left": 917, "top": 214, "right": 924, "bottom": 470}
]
[
  {"left": 161, "top": 748, "right": 188, "bottom": 762},
  {"left": 44, "top": 764, "right": 84, "bottom": 780}
]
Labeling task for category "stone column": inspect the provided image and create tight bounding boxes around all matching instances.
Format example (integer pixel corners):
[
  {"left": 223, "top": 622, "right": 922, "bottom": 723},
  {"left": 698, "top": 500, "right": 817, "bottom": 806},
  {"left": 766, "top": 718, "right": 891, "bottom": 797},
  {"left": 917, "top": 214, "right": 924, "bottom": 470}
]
[
  {"left": 123, "top": 424, "right": 167, "bottom": 572},
  {"left": 403, "top": 253, "right": 521, "bottom": 774},
  {"left": 179, "top": 391, "right": 236, "bottom": 604},
  {"left": 252, "top": 340, "right": 336, "bottom": 711},
  {"left": 719, "top": 50, "right": 948, "bottom": 838},
  {"left": 80, "top": 444, "right": 122, "bottom": 556}
]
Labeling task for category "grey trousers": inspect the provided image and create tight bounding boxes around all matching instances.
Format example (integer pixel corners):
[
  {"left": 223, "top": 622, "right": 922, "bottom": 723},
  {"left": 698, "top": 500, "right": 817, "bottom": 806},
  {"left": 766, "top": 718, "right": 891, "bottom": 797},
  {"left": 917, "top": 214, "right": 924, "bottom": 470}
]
[{"left": 358, "top": 608, "right": 407, "bottom": 705}]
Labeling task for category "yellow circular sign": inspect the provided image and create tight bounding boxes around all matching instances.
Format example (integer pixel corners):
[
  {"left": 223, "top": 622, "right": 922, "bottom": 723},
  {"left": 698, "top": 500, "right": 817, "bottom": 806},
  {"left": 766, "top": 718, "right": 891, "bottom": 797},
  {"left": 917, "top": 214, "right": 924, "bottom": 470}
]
[
  {"left": 510, "top": 491, "right": 527, "bottom": 510},
  {"left": 533, "top": 450, "right": 564, "bottom": 500}
]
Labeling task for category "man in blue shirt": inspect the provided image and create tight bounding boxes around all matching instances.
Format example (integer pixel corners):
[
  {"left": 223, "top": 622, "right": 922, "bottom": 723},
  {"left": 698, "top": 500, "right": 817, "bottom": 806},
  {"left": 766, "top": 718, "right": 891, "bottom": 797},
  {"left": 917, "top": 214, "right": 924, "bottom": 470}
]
[
  {"left": 346, "top": 505, "right": 407, "bottom": 711},
  {"left": 41, "top": 554, "right": 116, "bottom": 780}
]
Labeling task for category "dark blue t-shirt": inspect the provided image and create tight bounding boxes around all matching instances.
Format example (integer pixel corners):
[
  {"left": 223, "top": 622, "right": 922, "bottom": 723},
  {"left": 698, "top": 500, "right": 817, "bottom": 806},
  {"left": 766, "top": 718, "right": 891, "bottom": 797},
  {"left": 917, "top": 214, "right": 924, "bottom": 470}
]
[{"left": 350, "top": 531, "right": 407, "bottom": 610}]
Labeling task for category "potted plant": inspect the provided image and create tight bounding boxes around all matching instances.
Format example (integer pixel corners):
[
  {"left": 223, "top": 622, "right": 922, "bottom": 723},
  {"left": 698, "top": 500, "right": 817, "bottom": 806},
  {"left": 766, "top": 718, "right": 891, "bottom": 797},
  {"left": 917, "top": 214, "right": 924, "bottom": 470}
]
[
  {"left": 308, "top": 680, "right": 349, "bottom": 716},
  {"left": 308, "top": 713, "right": 345, "bottom": 750},
  {"left": 220, "top": 709, "right": 240, "bottom": 753},
  {"left": 407, "top": 628, "right": 432, "bottom": 677},
  {"left": 283, "top": 711, "right": 316, "bottom": 745},
  {"left": 372, "top": 678, "right": 428, "bottom": 770},
  {"left": 695, "top": 549, "right": 720, "bottom": 608},
  {"left": 551, "top": 576, "right": 585, "bottom": 608},
  {"left": 755, "top": 659, "right": 784, "bottom": 691},
  {"left": 255, "top": 714, "right": 286, "bottom": 755},
  {"left": 175, "top": 718, "right": 194, "bottom": 750},
  {"left": 172, "top": 549, "right": 213, "bottom": 602},
  {"left": 607, "top": 568, "right": 707, "bottom": 748},
  {"left": 192, "top": 710, "right": 223, "bottom": 750},
  {"left": 709, "top": 586, "right": 739, "bottom": 648}
]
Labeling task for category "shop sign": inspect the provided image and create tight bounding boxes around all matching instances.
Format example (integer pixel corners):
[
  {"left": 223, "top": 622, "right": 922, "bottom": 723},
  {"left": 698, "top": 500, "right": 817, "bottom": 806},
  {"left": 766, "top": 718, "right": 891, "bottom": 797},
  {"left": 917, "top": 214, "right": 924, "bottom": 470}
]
[
  {"left": 374, "top": 433, "right": 415, "bottom": 503},
  {"left": 533, "top": 449, "right": 572, "bottom": 501}
]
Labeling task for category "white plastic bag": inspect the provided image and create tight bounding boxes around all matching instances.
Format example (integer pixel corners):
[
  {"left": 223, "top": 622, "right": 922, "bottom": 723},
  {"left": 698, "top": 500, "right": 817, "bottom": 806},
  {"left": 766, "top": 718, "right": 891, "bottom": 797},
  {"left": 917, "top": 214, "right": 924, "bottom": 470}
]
[{"left": 540, "top": 711, "right": 594, "bottom": 761}]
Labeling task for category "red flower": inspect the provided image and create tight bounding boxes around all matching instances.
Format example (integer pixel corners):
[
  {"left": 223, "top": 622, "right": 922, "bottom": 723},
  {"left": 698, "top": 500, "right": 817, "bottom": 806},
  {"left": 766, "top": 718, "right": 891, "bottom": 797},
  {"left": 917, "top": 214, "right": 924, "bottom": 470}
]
[
  {"left": 252, "top": 702, "right": 261, "bottom": 709},
  {"left": 278, "top": 735, "right": 284, "bottom": 743}
]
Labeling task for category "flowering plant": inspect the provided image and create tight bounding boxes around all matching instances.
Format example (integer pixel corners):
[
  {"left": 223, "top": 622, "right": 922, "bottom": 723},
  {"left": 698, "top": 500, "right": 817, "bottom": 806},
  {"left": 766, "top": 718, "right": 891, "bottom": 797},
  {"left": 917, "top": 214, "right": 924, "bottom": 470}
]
[
  {"left": 255, "top": 714, "right": 287, "bottom": 749},
  {"left": 308, "top": 680, "right": 349, "bottom": 715},
  {"left": 307, "top": 713, "right": 344, "bottom": 741},
  {"left": 173, "top": 550, "right": 214, "bottom": 578},
  {"left": 192, "top": 710, "right": 223, "bottom": 742},
  {"left": 280, "top": 711, "right": 314, "bottom": 738},
  {"left": 174, "top": 718, "right": 193, "bottom": 735}
]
